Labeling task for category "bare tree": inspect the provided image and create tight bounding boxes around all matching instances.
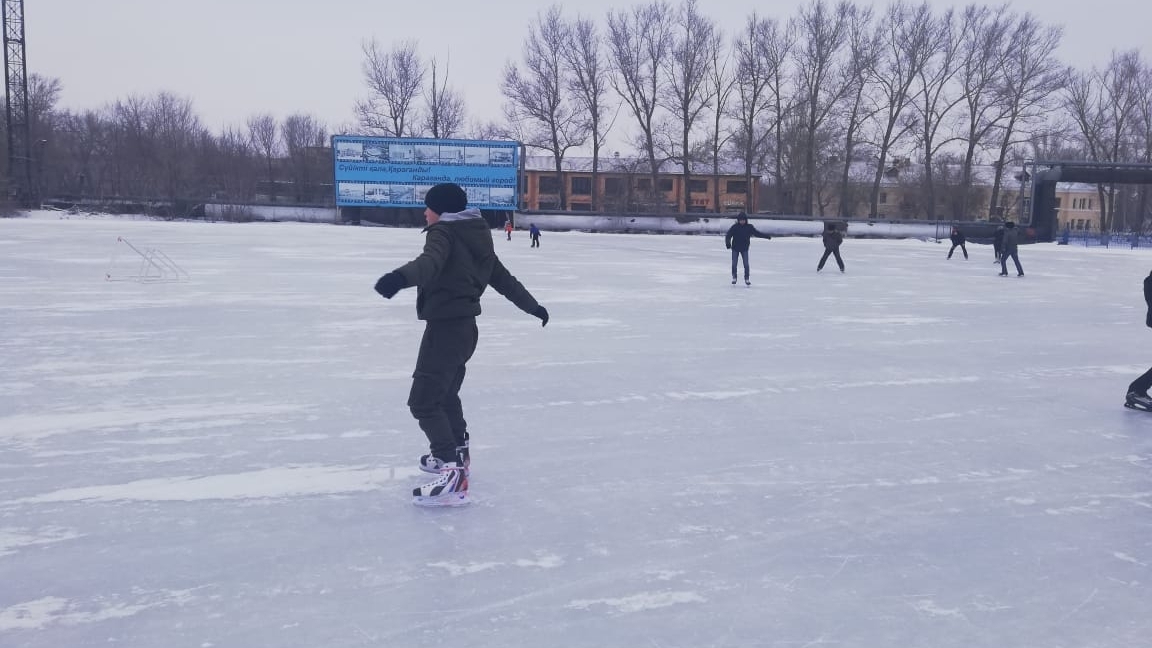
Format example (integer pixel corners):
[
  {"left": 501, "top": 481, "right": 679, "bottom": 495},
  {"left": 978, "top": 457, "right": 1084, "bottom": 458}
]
[
  {"left": 247, "top": 113, "right": 279, "bottom": 202},
  {"left": 356, "top": 39, "right": 425, "bottom": 137},
  {"left": 731, "top": 13, "right": 782, "bottom": 212},
  {"left": 703, "top": 34, "right": 735, "bottom": 213},
  {"left": 866, "top": 1, "right": 934, "bottom": 219},
  {"left": 607, "top": 1, "right": 673, "bottom": 204},
  {"left": 502, "top": 4, "right": 588, "bottom": 210},
  {"left": 952, "top": 5, "right": 1014, "bottom": 220},
  {"left": 424, "top": 56, "right": 466, "bottom": 138},
  {"left": 1066, "top": 50, "right": 1144, "bottom": 232},
  {"left": 793, "top": 0, "right": 853, "bottom": 216},
  {"left": 282, "top": 113, "right": 328, "bottom": 203},
  {"left": 912, "top": 7, "right": 962, "bottom": 222},
  {"left": 563, "top": 13, "right": 614, "bottom": 211},
  {"left": 836, "top": 5, "right": 879, "bottom": 217},
  {"left": 660, "top": 0, "right": 718, "bottom": 212},
  {"left": 987, "top": 15, "right": 1064, "bottom": 218}
]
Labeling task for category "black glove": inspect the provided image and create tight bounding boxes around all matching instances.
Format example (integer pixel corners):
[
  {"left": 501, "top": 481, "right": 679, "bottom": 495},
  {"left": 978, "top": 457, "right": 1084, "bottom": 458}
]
[
  {"left": 533, "top": 305, "right": 549, "bottom": 327},
  {"left": 374, "top": 272, "right": 407, "bottom": 299},
  {"left": 725, "top": 243, "right": 731, "bottom": 249}
]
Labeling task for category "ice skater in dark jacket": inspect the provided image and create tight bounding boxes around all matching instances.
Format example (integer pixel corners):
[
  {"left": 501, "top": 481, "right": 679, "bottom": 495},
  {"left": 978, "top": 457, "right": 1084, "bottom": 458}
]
[
  {"left": 947, "top": 226, "right": 968, "bottom": 259},
  {"left": 1125, "top": 271, "right": 1152, "bottom": 411},
  {"left": 998, "top": 221, "right": 1023, "bottom": 276},
  {"left": 374, "top": 182, "right": 549, "bottom": 506},
  {"left": 818, "top": 223, "right": 845, "bottom": 272},
  {"left": 993, "top": 224, "right": 1005, "bottom": 263},
  {"left": 725, "top": 212, "right": 771, "bottom": 285}
]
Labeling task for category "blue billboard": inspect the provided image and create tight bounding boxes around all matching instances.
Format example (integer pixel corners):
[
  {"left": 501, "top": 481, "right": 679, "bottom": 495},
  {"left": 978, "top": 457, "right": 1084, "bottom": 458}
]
[{"left": 332, "top": 135, "right": 520, "bottom": 210}]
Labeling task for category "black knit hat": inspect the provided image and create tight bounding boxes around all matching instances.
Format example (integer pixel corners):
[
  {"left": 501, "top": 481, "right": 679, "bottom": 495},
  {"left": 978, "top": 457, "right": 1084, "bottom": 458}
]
[
  {"left": 736, "top": 212, "right": 748, "bottom": 221},
  {"left": 424, "top": 183, "right": 468, "bottom": 215}
]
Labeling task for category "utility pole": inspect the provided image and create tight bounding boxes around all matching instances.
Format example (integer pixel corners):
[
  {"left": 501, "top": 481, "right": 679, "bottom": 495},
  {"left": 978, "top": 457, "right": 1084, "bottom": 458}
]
[{"left": 2, "top": 0, "right": 31, "bottom": 206}]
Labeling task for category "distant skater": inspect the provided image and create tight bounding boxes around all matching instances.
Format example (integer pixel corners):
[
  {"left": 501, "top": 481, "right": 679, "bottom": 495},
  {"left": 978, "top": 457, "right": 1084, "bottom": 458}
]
[
  {"left": 817, "top": 223, "right": 845, "bottom": 272},
  {"left": 998, "top": 221, "right": 1023, "bottom": 277},
  {"left": 505, "top": 219, "right": 513, "bottom": 241},
  {"left": 725, "top": 212, "right": 772, "bottom": 285},
  {"left": 947, "top": 226, "right": 968, "bottom": 260},
  {"left": 529, "top": 223, "right": 541, "bottom": 248},
  {"left": 1126, "top": 270, "right": 1152, "bottom": 411}
]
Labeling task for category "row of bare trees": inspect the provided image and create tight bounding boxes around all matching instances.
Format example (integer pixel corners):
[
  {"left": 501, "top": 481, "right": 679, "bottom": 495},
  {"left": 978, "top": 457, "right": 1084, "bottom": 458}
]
[
  {"left": 8, "top": 0, "right": 1152, "bottom": 225},
  {"left": 0, "top": 77, "right": 334, "bottom": 212},
  {"left": 491, "top": 0, "right": 1078, "bottom": 219}
]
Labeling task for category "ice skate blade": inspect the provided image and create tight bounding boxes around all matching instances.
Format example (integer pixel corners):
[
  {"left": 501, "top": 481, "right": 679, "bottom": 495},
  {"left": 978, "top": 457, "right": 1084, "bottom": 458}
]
[
  {"left": 1124, "top": 402, "right": 1152, "bottom": 412},
  {"left": 413, "top": 492, "right": 471, "bottom": 508}
]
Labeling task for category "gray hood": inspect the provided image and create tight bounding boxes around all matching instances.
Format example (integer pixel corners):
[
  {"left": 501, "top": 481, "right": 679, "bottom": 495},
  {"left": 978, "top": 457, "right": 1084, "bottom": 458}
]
[{"left": 438, "top": 207, "right": 484, "bottom": 223}]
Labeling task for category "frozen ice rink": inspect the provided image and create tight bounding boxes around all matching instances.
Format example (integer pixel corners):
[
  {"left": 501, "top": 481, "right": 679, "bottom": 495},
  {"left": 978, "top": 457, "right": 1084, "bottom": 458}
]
[{"left": 1, "top": 214, "right": 1150, "bottom": 647}]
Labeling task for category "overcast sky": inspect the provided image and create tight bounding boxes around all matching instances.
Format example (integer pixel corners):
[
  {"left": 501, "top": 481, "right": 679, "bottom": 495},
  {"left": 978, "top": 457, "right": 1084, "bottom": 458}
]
[{"left": 28, "top": 0, "right": 1150, "bottom": 144}]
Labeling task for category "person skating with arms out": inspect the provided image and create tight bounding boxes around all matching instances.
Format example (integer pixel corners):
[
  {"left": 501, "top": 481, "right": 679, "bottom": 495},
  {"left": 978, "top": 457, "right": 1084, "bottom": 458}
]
[
  {"left": 374, "top": 182, "right": 549, "bottom": 506},
  {"left": 725, "top": 212, "right": 772, "bottom": 285}
]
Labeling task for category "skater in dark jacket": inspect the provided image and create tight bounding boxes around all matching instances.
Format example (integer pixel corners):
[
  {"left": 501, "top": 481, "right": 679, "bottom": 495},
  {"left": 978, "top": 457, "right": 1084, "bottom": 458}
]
[
  {"left": 993, "top": 224, "right": 1005, "bottom": 263},
  {"left": 998, "top": 221, "right": 1023, "bottom": 276},
  {"left": 817, "top": 223, "right": 845, "bottom": 272},
  {"left": 374, "top": 182, "right": 549, "bottom": 506},
  {"left": 947, "top": 227, "right": 968, "bottom": 259},
  {"left": 725, "top": 212, "right": 771, "bottom": 285},
  {"left": 1126, "top": 271, "right": 1152, "bottom": 410},
  {"left": 529, "top": 223, "right": 541, "bottom": 248}
]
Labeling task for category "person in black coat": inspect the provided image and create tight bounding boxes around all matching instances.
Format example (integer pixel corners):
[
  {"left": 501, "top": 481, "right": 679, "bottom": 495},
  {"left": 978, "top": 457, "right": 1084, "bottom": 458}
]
[
  {"left": 1126, "top": 271, "right": 1152, "bottom": 410},
  {"left": 818, "top": 223, "right": 845, "bottom": 272},
  {"left": 998, "top": 221, "right": 1023, "bottom": 277},
  {"left": 725, "top": 213, "right": 771, "bottom": 285},
  {"left": 374, "top": 182, "right": 549, "bottom": 505},
  {"left": 947, "top": 226, "right": 968, "bottom": 259},
  {"left": 993, "top": 224, "right": 1005, "bottom": 263}
]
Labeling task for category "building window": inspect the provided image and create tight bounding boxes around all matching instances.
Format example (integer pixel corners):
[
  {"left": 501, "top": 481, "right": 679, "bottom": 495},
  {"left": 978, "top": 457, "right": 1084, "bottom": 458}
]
[
  {"left": 658, "top": 178, "right": 674, "bottom": 192},
  {"left": 1077, "top": 219, "right": 1085, "bottom": 230},
  {"left": 726, "top": 180, "right": 748, "bottom": 194},
  {"left": 538, "top": 175, "right": 561, "bottom": 194},
  {"left": 688, "top": 179, "right": 708, "bottom": 193},
  {"left": 636, "top": 178, "right": 652, "bottom": 191},
  {"left": 1087, "top": 199, "right": 1093, "bottom": 210},
  {"left": 605, "top": 177, "right": 623, "bottom": 196},
  {"left": 1054, "top": 197, "right": 1062, "bottom": 208},
  {"left": 879, "top": 192, "right": 887, "bottom": 205},
  {"left": 537, "top": 200, "right": 559, "bottom": 210},
  {"left": 571, "top": 177, "right": 592, "bottom": 195},
  {"left": 570, "top": 202, "right": 592, "bottom": 211}
]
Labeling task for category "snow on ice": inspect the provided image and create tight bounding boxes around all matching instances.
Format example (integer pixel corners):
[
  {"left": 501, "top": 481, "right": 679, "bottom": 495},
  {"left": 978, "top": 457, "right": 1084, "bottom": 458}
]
[{"left": 1, "top": 212, "right": 1150, "bottom": 647}]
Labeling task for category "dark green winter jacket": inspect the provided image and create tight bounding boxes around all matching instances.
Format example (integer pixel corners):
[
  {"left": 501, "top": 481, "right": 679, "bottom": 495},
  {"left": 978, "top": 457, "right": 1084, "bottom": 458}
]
[{"left": 395, "top": 208, "right": 540, "bottom": 321}]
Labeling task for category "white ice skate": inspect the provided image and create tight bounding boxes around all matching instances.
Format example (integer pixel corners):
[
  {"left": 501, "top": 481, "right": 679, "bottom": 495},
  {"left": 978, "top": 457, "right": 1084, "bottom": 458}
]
[{"left": 412, "top": 463, "right": 469, "bottom": 507}]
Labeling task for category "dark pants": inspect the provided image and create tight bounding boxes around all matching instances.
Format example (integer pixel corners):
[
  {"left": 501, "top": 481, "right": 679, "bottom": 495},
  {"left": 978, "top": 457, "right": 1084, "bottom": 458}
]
[
  {"left": 1129, "top": 367, "right": 1152, "bottom": 395},
  {"left": 1000, "top": 248, "right": 1023, "bottom": 275},
  {"left": 531, "top": 235, "right": 540, "bottom": 248},
  {"left": 993, "top": 243, "right": 1002, "bottom": 262},
  {"left": 948, "top": 243, "right": 968, "bottom": 259},
  {"left": 818, "top": 247, "right": 844, "bottom": 271},
  {"left": 506, "top": 231, "right": 511, "bottom": 240},
  {"left": 408, "top": 317, "right": 479, "bottom": 463},
  {"left": 731, "top": 248, "right": 750, "bottom": 279}
]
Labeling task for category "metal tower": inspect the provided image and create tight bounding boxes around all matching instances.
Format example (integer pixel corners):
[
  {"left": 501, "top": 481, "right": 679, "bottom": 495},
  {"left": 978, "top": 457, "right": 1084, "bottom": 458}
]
[{"left": 2, "top": 0, "right": 30, "bottom": 205}]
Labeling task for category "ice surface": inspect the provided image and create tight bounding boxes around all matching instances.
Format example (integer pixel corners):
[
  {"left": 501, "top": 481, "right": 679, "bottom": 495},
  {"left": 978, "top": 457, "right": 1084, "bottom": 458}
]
[{"left": 1, "top": 213, "right": 1150, "bottom": 647}]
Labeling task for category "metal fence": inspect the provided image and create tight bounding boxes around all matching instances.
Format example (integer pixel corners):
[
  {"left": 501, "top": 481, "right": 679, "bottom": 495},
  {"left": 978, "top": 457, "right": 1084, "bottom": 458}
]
[{"left": 1062, "top": 228, "right": 1152, "bottom": 248}]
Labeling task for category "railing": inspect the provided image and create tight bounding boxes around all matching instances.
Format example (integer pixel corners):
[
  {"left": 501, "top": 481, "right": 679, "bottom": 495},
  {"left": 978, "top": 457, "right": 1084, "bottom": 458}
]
[{"left": 1061, "top": 228, "right": 1152, "bottom": 248}]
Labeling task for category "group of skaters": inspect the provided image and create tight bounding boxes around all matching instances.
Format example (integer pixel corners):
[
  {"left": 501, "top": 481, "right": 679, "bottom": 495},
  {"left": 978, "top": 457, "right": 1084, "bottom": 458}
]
[
  {"left": 505, "top": 219, "right": 541, "bottom": 247},
  {"left": 724, "top": 213, "right": 844, "bottom": 285},
  {"left": 947, "top": 222, "right": 1024, "bottom": 276},
  {"left": 374, "top": 183, "right": 1152, "bottom": 507}
]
